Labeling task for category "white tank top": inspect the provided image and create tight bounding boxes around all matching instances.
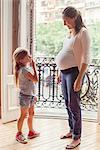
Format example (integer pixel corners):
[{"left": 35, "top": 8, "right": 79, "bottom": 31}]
[{"left": 55, "top": 36, "right": 77, "bottom": 70}]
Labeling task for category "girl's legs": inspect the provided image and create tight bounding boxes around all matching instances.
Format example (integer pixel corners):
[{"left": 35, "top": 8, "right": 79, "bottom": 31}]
[
  {"left": 27, "top": 105, "right": 40, "bottom": 139},
  {"left": 27, "top": 106, "right": 34, "bottom": 131},
  {"left": 16, "top": 107, "right": 28, "bottom": 144},
  {"left": 17, "top": 107, "right": 28, "bottom": 132}
]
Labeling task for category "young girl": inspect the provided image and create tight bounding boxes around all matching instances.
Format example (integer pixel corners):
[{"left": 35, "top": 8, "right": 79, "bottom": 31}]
[{"left": 13, "top": 47, "right": 40, "bottom": 144}]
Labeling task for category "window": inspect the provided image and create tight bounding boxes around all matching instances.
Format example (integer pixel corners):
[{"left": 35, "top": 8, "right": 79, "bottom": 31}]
[
  {"left": 41, "top": 1, "right": 47, "bottom": 7},
  {"left": 36, "top": 0, "right": 100, "bottom": 61}
]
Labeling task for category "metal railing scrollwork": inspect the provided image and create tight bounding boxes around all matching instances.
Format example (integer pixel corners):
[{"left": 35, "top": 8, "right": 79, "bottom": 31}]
[{"left": 35, "top": 57, "right": 100, "bottom": 111}]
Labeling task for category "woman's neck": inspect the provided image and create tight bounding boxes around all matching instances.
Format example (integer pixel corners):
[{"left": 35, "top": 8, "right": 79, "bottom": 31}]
[{"left": 70, "top": 29, "right": 76, "bottom": 36}]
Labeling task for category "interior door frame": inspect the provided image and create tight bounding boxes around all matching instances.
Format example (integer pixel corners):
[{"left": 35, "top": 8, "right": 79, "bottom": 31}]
[
  {"left": 0, "top": 0, "right": 1, "bottom": 118},
  {"left": 1, "top": 0, "right": 30, "bottom": 123},
  {"left": 1, "top": 0, "right": 20, "bottom": 123}
]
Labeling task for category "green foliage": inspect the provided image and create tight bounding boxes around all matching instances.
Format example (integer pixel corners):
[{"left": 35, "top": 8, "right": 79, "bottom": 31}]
[
  {"left": 36, "top": 21, "right": 67, "bottom": 56},
  {"left": 36, "top": 21, "right": 100, "bottom": 59},
  {"left": 88, "top": 22, "right": 100, "bottom": 59}
]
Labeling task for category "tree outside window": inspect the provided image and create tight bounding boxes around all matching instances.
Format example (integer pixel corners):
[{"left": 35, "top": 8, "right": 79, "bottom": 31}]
[{"left": 36, "top": 0, "right": 100, "bottom": 63}]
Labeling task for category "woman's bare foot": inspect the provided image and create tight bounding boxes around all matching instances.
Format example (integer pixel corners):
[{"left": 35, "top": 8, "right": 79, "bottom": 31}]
[
  {"left": 60, "top": 132, "right": 72, "bottom": 139},
  {"left": 65, "top": 139, "right": 81, "bottom": 149}
]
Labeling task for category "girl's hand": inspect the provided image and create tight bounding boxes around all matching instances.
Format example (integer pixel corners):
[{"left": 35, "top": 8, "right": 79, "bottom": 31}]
[
  {"left": 31, "top": 59, "right": 35, "bottom": 66},
  {"left": 74, "top": 77, "right": 82, "bottom": 92}
]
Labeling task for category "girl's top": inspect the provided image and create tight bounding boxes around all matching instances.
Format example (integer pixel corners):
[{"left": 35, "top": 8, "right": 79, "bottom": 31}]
[
  {"left": 55, "top": 27, "right": 90, "bottom": 70},
  {"left": 19, "top": 66, "right": 36, "bottom": 96}
]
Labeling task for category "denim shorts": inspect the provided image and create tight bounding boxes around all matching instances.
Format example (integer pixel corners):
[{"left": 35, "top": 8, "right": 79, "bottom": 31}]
[{"left": 19, "top": 92, "right": 35, "bottom": 107}]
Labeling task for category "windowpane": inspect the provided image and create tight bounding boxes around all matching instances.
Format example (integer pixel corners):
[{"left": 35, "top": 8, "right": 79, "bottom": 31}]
[{"left": 36, "top": 0, "right": 100, "bottom": 61}]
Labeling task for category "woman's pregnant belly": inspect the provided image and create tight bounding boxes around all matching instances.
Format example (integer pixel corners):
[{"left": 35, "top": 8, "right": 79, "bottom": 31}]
[{"left": 55, "top": 50, "right": 77, "bottom": 70}]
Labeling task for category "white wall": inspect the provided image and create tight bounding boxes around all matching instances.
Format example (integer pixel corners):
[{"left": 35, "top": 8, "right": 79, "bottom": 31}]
[{"left": 20, "top": 0, "right": 27, "bottom": 47}]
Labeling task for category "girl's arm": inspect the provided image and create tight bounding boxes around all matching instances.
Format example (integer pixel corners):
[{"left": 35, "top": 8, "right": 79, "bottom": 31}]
[
  {"left": 24, "top": 72, "right": 38, "bottom": 83},
  {"left": 24, "top": 60, "right": 38, "bottom": 83},
  {"left": 31, "top": 59, "right": 38, "bottom": 82}
]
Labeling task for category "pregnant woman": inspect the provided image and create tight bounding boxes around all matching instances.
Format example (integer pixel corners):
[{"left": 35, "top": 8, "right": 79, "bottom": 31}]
[{"left": 55, "top": 6, "right": 90, "bottom": 149}]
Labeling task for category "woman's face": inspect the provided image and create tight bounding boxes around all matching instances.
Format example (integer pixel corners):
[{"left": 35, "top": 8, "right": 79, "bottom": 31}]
[{"left": 63, "top": 16, "right": 75, "bottom": 29}]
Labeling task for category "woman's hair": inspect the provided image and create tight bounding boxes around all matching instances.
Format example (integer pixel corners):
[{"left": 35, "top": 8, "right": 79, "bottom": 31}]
[
  {"left": 62, "top": 6, "right": 86, "bottom": 34},
  {"left": 13, "top": 47, "right": 29, "bottom": 85}
]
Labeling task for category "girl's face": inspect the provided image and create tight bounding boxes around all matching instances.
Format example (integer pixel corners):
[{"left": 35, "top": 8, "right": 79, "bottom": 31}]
[
  {"left": 20, "top": 54, "right": 32, "bottom": 65},
  {"left": 63, "top": 16, "right": 75, "bottom": 29}
]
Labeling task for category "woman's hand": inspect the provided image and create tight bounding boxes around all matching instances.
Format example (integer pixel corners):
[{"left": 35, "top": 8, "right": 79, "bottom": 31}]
[
  {"left": 74, "top": 77, "right": 82, "bottom": 92},
  {"left": 74, "top": 63, "right": 87, "bottom": 92},
  {"left": 34, "top": 96, "right": 37, "bottom": 104},
  {"left": 56, "top": 75, "right": 61, "bottom": 84}
]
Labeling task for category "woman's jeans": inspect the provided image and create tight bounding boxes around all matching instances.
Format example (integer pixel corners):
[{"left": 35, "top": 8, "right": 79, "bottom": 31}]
[{"left": 61, "top": 67, "right": 81, "bottom": 140}]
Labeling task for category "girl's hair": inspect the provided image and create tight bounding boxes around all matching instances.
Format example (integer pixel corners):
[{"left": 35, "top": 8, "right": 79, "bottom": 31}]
[
  {"left": 62, "top": 6, "right": 86, "bottom": 34},
  {"left": 13, "top": 47, "right": 29, "bottom": 85}
]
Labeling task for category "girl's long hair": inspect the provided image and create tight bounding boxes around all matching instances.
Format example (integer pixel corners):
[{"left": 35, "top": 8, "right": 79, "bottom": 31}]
[
  {"left": 62, "top": 6, "right": 86, "bottom": 34},
  {"left": 13, "top": 48, "right": 28, "bottom": 86}
]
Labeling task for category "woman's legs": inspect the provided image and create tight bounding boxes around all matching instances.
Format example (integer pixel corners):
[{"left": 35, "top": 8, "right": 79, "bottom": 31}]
[
  {"left": 61, "top": 73, "right": 73, "bottom": 132},
  {"left": 70, "top": 90, "right": 81, "bottom": 140},
  {"left": 66, "top": 69, "right": 81, "bottom": 140},
  {"left": 61, "top": 67, "right": 82, "bottom": 141},
  {"left": 64, "top": 68, "right": 81, "bottom": 149}
]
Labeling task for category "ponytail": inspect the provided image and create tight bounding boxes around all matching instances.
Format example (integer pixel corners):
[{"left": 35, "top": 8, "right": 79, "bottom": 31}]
[
  {"left": 14, "top": 62, "right": 20, "bottom": 86},
  {"left": 75, "top": 11, "right": 86, "bottom": 34}
]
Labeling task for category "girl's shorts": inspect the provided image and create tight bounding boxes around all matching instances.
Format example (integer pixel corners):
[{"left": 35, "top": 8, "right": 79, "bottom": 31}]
[{"left": 19, "top": 92, "right": 35, "bottom": 107}]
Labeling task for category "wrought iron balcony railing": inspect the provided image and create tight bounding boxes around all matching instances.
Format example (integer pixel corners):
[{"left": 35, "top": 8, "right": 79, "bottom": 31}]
[{"left": 36, "top": 57, "right": 100, "bottom": 112}]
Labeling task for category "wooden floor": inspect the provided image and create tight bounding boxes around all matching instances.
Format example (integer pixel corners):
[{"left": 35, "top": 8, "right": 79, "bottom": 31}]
[{"left": 0, "top": 118, "right": 100, "bottom": 150}]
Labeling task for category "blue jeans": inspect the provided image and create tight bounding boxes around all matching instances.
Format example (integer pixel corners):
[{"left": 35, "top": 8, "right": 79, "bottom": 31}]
[{"left": 61, "top": 67, "right": 81, "bottom": 140}]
